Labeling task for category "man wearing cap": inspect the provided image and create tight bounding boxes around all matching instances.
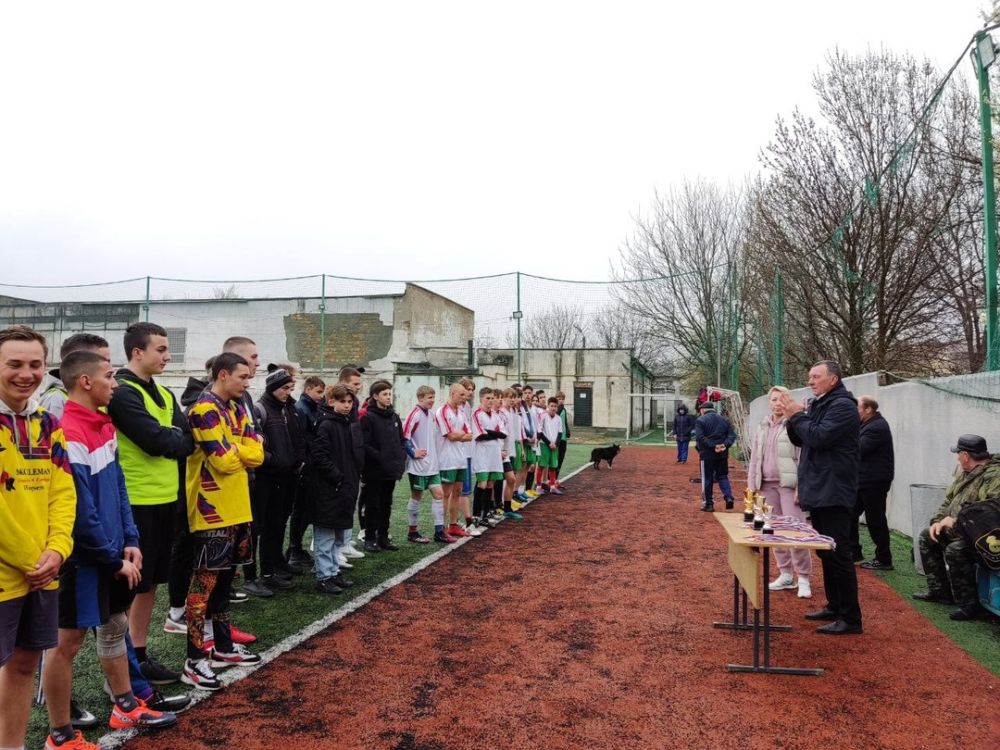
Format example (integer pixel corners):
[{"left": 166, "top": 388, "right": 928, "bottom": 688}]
[
  {"left": 693, "top": 401, "right": 736, "bottom": 512},
  {"left": 912, "top": 434, "right": 1000, "bottom": 621}
]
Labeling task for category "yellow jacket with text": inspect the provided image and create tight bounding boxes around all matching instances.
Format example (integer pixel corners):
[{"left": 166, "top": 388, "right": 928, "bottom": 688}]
[{"left": 0, "top": 400, "right": 76, "bottom": 602}]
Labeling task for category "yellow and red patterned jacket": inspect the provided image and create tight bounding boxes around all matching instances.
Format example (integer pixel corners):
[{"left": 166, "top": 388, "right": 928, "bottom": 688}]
[
  {"left": 186, "top": 391, "right": 263, "bottom": 532},
  {"left": 0, "top": 400, "right": 76, "bottom": 602}
]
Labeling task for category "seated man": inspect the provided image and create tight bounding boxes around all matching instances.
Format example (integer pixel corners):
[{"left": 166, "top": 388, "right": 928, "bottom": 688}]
[{"left": 913, "top": 434, "right": 1000, "bottom": 621}]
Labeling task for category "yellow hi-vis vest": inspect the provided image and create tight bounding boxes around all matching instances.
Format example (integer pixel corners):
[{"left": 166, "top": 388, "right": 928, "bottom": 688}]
[{"left": 116, "top": 379, "right": 179, "bottom": 505}]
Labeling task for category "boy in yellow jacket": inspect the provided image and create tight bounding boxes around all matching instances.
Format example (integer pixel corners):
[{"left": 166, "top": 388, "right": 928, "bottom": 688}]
[
  {"left": 0, "top": 326, "right": 76, "bottom": 750},
  {"left": 181, "top": 353, "right": 264, "bottom": 692}
]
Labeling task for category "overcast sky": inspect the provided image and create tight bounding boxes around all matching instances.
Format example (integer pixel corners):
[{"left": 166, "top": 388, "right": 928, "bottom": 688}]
[{"left": 0, "top": 1, "right": 989, "bottom": 288}]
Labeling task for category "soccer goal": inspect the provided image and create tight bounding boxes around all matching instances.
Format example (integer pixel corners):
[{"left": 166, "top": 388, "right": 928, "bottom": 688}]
[
  {"left": 699, "top": 386, "right": 751, "bottom": 466},
  {"left": 624, "top": 392, "right": 670, "bottom": 443}
]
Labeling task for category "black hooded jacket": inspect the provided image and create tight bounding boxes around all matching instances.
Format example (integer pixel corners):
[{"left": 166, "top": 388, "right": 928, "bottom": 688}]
[
  {"left": 255, "top": 392, "right": 307, "bottom": 476},
  {"left": 785, "top": 381, "right": 860, "bottom": 510},
  {"left": 180, "top": 376, "right": 209, "bottom": 412},
  {"left": 306, "top": 403, "right": 365, "bottom": 529},
  {"left": 673, "top": 406, "right": 695, "bottom": 440},
  {"left": 360, "top": 402, "right": 406, "bottom": 481}
]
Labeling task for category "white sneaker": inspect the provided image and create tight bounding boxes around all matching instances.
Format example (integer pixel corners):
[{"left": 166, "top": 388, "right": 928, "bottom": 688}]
[
  {"left": 797, "top": 578, "right": 812, "bottom": 598},
  {"left": 465, "top": 524, "right": 484, "bottom": 537},
  {"left": 338, "top": 559, "right": 354, "bottom": 569},
  {"left": 357, "top": 529, "right": 366, "bottom": 541},
  {"left": 768, "top": 572, "right": 796, "bottom": 591},
  {"left": 342, "top": 545, "right": 365, "bottom": 559}
]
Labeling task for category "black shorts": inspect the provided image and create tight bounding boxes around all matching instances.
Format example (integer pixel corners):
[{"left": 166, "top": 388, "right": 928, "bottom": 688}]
[
  {"left": 57, "top": 563, "right": 135, "bottom": 629},
  {"left": 502, "top": 461, "right": 513, "bottom": 474},
  {"left": 192, "top": 523, "right": 253, "bottom": 572},
  {"left": 132, "top": 502, "right": 177, "bottom": 593},
  {"left": 0, "top": 590, "right": 58, "bottom": 667}
]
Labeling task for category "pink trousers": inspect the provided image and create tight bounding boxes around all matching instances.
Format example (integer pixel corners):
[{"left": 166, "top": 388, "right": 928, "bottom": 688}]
[{"left": 759, "top": 481, "right": 812, "bottom": 576}]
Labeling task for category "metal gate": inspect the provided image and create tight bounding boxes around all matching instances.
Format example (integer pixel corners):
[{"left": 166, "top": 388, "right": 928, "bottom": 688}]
[{"left": 573, "top": 386, "right": 593, "bottom": 427}]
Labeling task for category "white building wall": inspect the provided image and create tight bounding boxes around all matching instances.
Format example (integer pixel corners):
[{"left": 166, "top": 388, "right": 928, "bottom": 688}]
[{"left": 748, "top": 371, "right": 1000, "bottom": 537}]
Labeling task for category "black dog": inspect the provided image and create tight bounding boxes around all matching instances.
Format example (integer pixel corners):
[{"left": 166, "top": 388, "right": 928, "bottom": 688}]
[{"left": 590, "top": 444, "right": 620, "bottom": 470}]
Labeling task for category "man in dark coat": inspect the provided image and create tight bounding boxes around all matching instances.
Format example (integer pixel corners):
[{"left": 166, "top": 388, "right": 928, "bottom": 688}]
[
  {"left": 694, "top": 402, "right": 736, "bottom": 512},
  {"left": 781, "top": 360, "right": 862, "bottom": 635},
  {"left": 247, "top": 368, "right": 307, "bottom": 593},
  {"left": 359, "top": 380, "right": 406, "bottom": 552},
  {"left": 852, "top": 395, "right": 895, "bottom": 570},
  {"left": 307, "top": 384, "right": 365, "bottom": 594},
  {"left": 672, "top": 404, "right": 695, "bottom": 464}
]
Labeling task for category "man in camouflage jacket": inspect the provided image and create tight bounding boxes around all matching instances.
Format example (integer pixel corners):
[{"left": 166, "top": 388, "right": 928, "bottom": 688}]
[{"left": 913, "top": 434, "right": 1000, "bottom": 620}]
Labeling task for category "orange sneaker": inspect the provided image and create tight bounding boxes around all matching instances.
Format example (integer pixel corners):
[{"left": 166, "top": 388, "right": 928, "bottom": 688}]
[
  {"left": 45, "top": 731, "right": 101, "bottom": 750},
  {"left": 109, "top": 698, "right": 178, "bottom": 730}
]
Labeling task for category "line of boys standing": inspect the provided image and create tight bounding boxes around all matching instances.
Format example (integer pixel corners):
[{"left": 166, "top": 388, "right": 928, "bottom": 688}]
[{"left": 0, "top": 321, "right": 573, "bottom": 750}]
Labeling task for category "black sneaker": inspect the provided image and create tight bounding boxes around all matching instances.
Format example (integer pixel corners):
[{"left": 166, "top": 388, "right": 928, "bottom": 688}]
[
  {"left": 859, "top": 560, "right": 894, "bottom": 571},
  {"left": 700, "top": 503, "right": 715, "bottom": 512},
  {"left": 70, "top": 700, "right": 99, "bottom": 729},
  {"left": 724, "top": 496, "right": 735, "bottom": 510},
  {"left": 363, "top": 540, "right": 382, "bottom": 553},
  {"left": 280, "top": 560, "right": 304, "bottom": 576},
  {"left": 331, "top": 573, "right": 354, "bottom": 588},
  {"left": 145, "top": 690, "right": 192, "bottom": 713},
  {"left": 287, "top": 547, "right": 313, "bottom": 567},
  {"left": 242, "top": 579, "right": 275, "bottom": 598},
  {"left": 140, "top": 655, "right": 181, "bottom": 685},
  {"left": 316, "top": 578, "right": 343, "bottom": 595},
  {"left": 378, "top": 539, "right": 400, "bottom": 551},
  {"left": 261, "top": 574, "right": 295, "bottom": 590},
  {"left": 229, "top": 590, "right": 249, "bottom": 604}
]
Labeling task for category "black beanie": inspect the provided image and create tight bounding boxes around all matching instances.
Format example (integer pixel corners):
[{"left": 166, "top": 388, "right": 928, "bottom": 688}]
[{"left": 265, "top": 368, "right": 293, "bottom": 393}]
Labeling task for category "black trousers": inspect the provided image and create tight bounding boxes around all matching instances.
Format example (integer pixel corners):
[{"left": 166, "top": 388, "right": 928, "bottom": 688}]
[
  {"left": 361, "top": 479, "right": 396, "bottom": 541},
  {"left": 246, "top": 473, "right": 296, "bottom": 578},
  {"left": 810, "top": 505, "right": 862, "bottom": 626},
  {"left": 850, "top": 483, "right": 893, "bottom": 565},
  {"left": 556, "top": 439, "right": 568, "bottom": 473},
  {"left": 168, "top": 500, "right": 194, "bottom": 610},
  {"left": 288, "top": 482, "right": 309, "bottom": 551}
]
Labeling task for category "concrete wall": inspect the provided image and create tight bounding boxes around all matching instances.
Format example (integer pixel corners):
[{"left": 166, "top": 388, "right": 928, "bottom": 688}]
[
  {"left": 748, "top": 371, "right": 1000, "bottom": 536},
  {"left": 475, "top": 348, "right": 655, "bottom": 431}
]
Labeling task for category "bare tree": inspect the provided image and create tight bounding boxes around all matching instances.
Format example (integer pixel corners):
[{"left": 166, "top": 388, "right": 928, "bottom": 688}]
[
  {"left": 212, "top": 284, "right": 241, "bottom": 299},
  {"left": 612, "top": 179, "right": 751, "bottom": 389},
  {"left": 590, "top": 303, "right": 664, "bottom": 367},
  {"left": 749, "top": 49, "right": 972, "bottom": 377},
  {"left": 521, "top": 304, "right": 587, "bottom": 349}
]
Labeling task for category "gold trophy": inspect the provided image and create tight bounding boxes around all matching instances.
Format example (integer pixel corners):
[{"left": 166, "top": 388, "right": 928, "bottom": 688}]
[
  {"left": 743, "top": 488, "right": 755, "bottom": 522},
  {"left": 752, "top": 493, "right": 766, "bottom": 530}
]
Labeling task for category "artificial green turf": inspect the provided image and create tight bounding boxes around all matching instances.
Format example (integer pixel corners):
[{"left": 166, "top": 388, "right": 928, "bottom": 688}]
[
  {"left": 25, "top": 444, "right": 596, "bottom": 747},
  {"left": 856, "top": 528, "right": 1000, "bottom": 677}
]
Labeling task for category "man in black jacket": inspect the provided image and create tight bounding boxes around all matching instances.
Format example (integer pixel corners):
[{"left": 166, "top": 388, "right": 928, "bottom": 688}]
[
  {"left": 672, "top": 404, "right": 695, "bottom": 464},
  {"left": 250, "top": 367, "right": 307, "bottom": 592},
  {"left": 359, "top": 380, "right": 406, "bottom": 552},
  {"left": 853, "top": 395, "right": 895, "bottom": 570},
  {"left": 781, "top": 360, "right": 863, "bottom": 635},
  {"left": 694, "top": 402, "right": 736, "bottom": 512}
]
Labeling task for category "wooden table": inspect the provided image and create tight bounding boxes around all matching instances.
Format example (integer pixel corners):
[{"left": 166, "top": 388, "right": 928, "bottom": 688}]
[{"left": 712, "top": 512, "right": 833, "bottom": 676}]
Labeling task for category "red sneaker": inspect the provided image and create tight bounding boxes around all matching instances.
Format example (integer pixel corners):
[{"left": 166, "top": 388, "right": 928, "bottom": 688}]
[
  {"left": 46, "top": 731, "right": 101, "bottom": 750},
  {"left": 448, "top": 524, "right": 470, "bottom": 538},
  {"left": 230, "top": 625, "right": 257, "bottom": 644},
  {"left": 109, "top": 698, "right": 178, "bottom": 730}
]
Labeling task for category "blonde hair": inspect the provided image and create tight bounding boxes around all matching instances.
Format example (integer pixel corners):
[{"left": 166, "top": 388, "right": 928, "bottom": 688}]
[
  {"left": 416, "top": 385, "right": 436, "bottom": 399},
  {"left": 768, "top": 386, "right": 791, "bottom": 397}
]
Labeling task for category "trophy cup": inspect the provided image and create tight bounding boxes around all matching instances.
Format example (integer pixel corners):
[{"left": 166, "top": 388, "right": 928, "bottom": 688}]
[
  {"left": 752, "top": 493, "right": 765, "bottom": 530},
  {"left": 762, "top": 502, "right": 775, "bottom": 534},
  {"left": 743, "top": 488, "right": 755, "bottom": 523}
]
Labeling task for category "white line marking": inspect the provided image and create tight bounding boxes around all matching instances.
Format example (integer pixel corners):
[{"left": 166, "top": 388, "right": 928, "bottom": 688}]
[{"left": 97, "top": 461, "right": 593, "bottom": 748}]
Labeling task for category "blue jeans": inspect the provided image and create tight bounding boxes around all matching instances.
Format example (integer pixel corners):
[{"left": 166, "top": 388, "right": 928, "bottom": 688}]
[
  {"left": 314, "top": 526, "right": 349, "bottom": 580},
  {"left": 677, "top": 440, "right": 690, "bottom": 462}
]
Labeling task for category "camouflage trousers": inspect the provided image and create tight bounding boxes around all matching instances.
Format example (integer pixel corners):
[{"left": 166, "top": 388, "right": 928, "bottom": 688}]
[{"left": 918, "top": 526, "right": 978, "bottom": 606}]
